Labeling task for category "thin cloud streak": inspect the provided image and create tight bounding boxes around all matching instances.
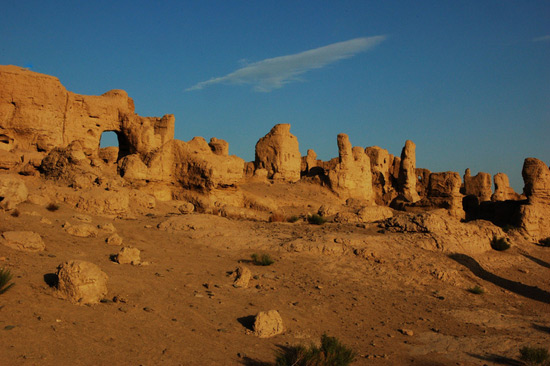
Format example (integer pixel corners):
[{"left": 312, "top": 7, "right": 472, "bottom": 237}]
[
  {"left": 186, "top": 36, "right": 387, "bottom": 92},
  {"left": 532, "top": 35, "right": 550, "bottom": 42}
]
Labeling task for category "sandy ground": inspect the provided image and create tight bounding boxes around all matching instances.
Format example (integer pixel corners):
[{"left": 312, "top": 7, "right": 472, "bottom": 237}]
[{"left": 0, "top": 181, "right": 549, "bottom": 366}]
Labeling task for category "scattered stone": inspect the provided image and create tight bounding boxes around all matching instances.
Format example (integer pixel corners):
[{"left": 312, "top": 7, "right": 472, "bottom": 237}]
[
  {"left": 65, "top": 223, "right": 98, "bottom": 238},
  {"left": 40, "top": 217, "right": 52, "bottom": 225},
  {"left": 116, "top": 246, "right": 141, "bottom": 265},
  {"left": 178, "top": 202, "right": 195, "bottom": 214},
  {"left": 98, "top": 223, "right": 116, "bottom": 233},
  {"left": 233, "top": 265, "right": 252, "bottom": 288},
  {"left": 56, "top": 260, "right": 108, "bottom": 305},
  {"left": 73, "top": 214, "right": 92, "bottom": 222},
  {"left": 106, "top": 233, "right": 123, "bottom": 246},
  {"left": 253, "top": 310, "right": 284, "bottom": 338},
  {"left": 1, "top": 231, "right": 45, "bottom": 252},
  {"left": 399, "top": 328, "right": 414, "bottom": 336}
]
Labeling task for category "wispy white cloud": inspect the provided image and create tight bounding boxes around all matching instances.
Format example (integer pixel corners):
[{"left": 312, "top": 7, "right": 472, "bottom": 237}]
[
  {"left": 186, "top": 36, "right": 387, "bottom": 92},
  {"left": 532, "top": 35, "right": 550, "bottom": 42}
]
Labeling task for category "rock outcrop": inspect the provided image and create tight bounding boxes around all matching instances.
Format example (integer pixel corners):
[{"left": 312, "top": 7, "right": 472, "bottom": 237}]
[
  {"left": 491, "top": 173, "right": 521, "bottom": 201},
  {"left": 366, "top": 146, "right": 395, "bottom": 204},
  {"left": 255, "top": 124, "right": 301, "bottom": 182},
  {"left": 518, "top": 158, "right": 550, "bottom": 240},
  {"left": 463, "top": 169, "right": 492, "bottom": 202},
  {"left": 427, "top": 172, "right": 465, "bottom": 219},
  {"left": 327, "top": 134, "right": 374, "bottom": 203},
  {"left": 0, "top": 65, "right": 244, "bottom": 194},
  {"left": 397, "top": 140, "right": 420, "bottom": 203}
]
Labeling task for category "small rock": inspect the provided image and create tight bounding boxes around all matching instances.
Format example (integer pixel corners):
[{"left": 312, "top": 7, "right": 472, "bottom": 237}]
[
  {"left": 178, "top": 202, "right": 195, "bottom": 214},
  {"left": 106, "top": 233, "right": 123, "bottom": 246},
  {"left": 65, "top": 224, "right": 98, "bottom": 238},
  {"left": 399, "top": 328, "right": 414, "bottom": 336},
  {"left": 98, "top": 223, "right": 116, "bottom": 233},
  {"left": 73, "top": 214, "right": 92, "bottom": 223},
  {"left": 40, "top": 217, "right": 52, "bottom": 225},
  {"left": 233, "top": 265, "right": 252, "bottom": 288},
  {"left": 116, "top": 247, "right": 141, "bottom": 265}
]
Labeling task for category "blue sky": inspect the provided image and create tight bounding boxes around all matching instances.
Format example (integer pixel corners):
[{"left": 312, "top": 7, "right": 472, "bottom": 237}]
[{"left": 1, "top": 1, "right": 549, "bottom": 191}]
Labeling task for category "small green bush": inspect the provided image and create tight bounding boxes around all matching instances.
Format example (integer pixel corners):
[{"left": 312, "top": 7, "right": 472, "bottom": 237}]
[
  {"left": 287, "top": 215, "right": 300, "bottom": 223},
  {"left": 467, "top": 285, "right": 484, "bottom": 295},
  {"left": 275, "top": 334, "right": 356, "bottom": 366},
  {"left": 307, "top": 214, "right": 327, "bottom": 225},
  {"left": 519, "top": 346, "right": 549, "bottom": 365},
  {"left": 46, "top": 203, "right": 60, "bottom": 212},
  {"left": 251, "top": 253, "right": 275, "bottom": 266},
  {"left": 0, "top": 268, "right": 15, "bottom": 295},
  {"left": 490, "top": 236, "right": 511, "bottom": 251}
]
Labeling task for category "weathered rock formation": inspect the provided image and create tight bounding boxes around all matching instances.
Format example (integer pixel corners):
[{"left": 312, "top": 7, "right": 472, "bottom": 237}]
[
  {"left": 1, "top": 231, "right": 45, "bottom": 252},
  {"left": 0, "top": 65, "right": 244, "bottom": 194},
  {"left": 366, "top": 146, "right": 396, "bottom": 204},
  {"left": 518, "top": 158, "right": 550, "bottom": 240},
  {"left": 463, "top": 169, "right": 492, "bottom": 202},
  {"left": 327, "top": 134, "right": 374, "bottom": 203},
  {"left": 491, "top": 173, "right": 521, "bottom": 201},
  {"left": 254, "top": 124, "right": 301, "bottom": 182},
  {"left": 397, "top": 140, "right": 420, "bottom": 203},
  {"left": 426, "top": 172, "right": 465, "bottom": 219},
  {"left": 253, "top": 310, "right": 284, "bottom": 338}
]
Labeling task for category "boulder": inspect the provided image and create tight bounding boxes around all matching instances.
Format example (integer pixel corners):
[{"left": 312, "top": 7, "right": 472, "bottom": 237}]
[
  {"left": 56, "top": 260, "right": 108, "bottom": 305},
  {"left": 255, "top": 124, "right": 301, "bottom": 182},
  {"left": 0, "top": 174, "right": 28, "bottom": 210},
  {"left": 178, "top": 202, "right": 195, "bottom": 214},
  {"left": 253, "top": 310, "right": 284, "bottom": 338},
  {"left": 1, "top": 231, "right": 45, "bottom": 252},
  {"left": 397, "top": 140, "right": 420, "bottom": 203}
]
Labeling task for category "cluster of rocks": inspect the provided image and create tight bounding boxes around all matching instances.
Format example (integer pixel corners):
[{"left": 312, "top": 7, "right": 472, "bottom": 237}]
[{"left": 1, "top": 65, "right": 549, "bottom": 241}]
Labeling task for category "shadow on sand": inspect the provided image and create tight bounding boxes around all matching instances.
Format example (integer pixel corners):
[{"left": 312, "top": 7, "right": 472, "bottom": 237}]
[
  {"left": 468, "top": 353, "right": 522, "bottom": 366},
  {"left": 448, "top": 253, "right": 550, "bottom": 304}
]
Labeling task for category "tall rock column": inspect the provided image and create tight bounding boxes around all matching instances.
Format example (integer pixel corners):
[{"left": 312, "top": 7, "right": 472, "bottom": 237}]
[
  {"left": 397, "top": 140, "right": 420, "bottom": 202},
  {"left": 254, "top": 124, "right": 301, "bottom": 182},
  {"left": 463, "top": 169, "right": 492, "bottom": 202},
  {"left": 327, "top": 134, "right": 374, "bottom": 203},
  {"left": 518, "top": 158, "right": 550, "bottom": 240},
  {"left": 491, "top": 173, "right": 520, "bottom": 201}
]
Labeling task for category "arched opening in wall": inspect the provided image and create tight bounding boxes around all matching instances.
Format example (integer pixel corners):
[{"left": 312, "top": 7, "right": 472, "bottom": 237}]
[
  {"left": 99, "top": 131, "right": 120, "bottom": 164},
  {"left": 99, "top": 131, "right": 134, "bottom": 164}
]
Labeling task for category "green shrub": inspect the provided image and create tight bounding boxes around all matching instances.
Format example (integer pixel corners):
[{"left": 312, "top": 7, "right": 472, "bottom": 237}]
[
  {"left": 490, "top": 236, "right": 511, "bottom": 251},
  {"left": 287, "top": 215, "right": 300, "bottom": 223},
  {"left": 275, "top": 334, "right": 356, "bottom": 366},
  {"left": 0, "top": 268, "right": 15, "bottom": 295},
  {"left": 519, "top": 346, "right": 549, "bottom": 365},
  {"left": 251, "top": 253, "right": 275, "bottom": 266},
  {"left": 307, "top": 214, "right": 327, "bottom": 225},
  {"left": 467, "top": 285, "right": 484, "bottom": 295},
  {"left": 46, "top": 203, "right": 60, "bottom": 212}
]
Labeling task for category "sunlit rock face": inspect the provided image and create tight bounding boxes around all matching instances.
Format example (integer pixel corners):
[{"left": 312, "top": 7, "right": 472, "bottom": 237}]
[{"left": 254, "top": 123, "right": 301, "bottom": 182}]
